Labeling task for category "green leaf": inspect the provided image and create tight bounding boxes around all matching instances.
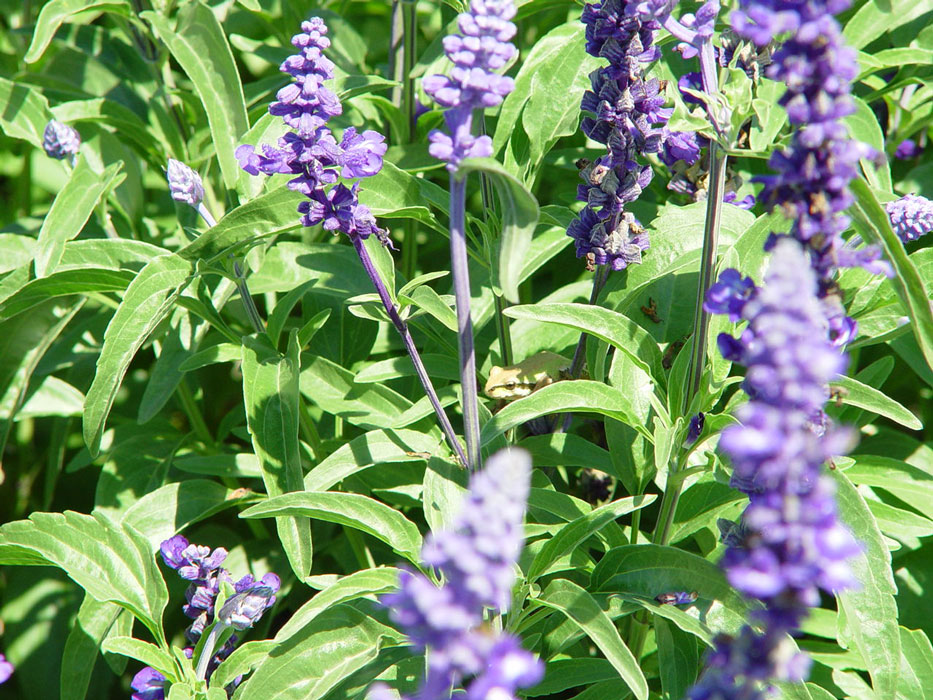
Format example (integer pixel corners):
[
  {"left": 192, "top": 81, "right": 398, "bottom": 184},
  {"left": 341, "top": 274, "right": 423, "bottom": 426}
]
[
  {"left": 232, "top": 605, "right": 402, "bottom": 700},
  {"left": 101, "top": 636, "right": 176, "bottom": 678},
  {"left": 844, "top": 97, "right": 891, "bottom": 192},
  {"left": 898, "top": 627, "right": 933, "bottom": 697},
  {"left": 0, "top": 511, "right": 168, "bottom": 645},
  {"left": 458, "top": 157, "right": 540, "bottom": 303},
  {"left": 591, "top": 544, "right": 749, "bottom": 633},
  {"left": 242, "top": 332, "right": 312, "bottom": 579},
  {"left": 25, "top": 0, "right": 131, "bottom": 63},
  {"left": 527, "top": 658, "right": 618, "bottom": 697},
  {"left": 400, "top": 285, "right": 457, "bottom": 331},
  {"left": 833, "top": 470, "right": 901, "bottom": 700},
  {"left": 480, "top": 380, "right": 653, "bottom": 445},
  {"left": 61, "top": 596, "right": 125, "bottom": 700},
  {"left": 527, "top": 495, "right": 656, "bottom": 581},
  {"left": 177, "top": 343, "right": 242, "bottom": 371},
  {"left": 83, "top": 254, "right": 192, "bottom": 456},
  {"left": 655, "top": 617, "right": 699, "bottom": 700},
  {"left": 178, "top": 186, "right": 302, "bottom": 263},
  {"left": 304, "top": 429, "right": 441, "bottom": 491},
  {"left": 831, "top": 374, "right": 922, "bottom": 430},
  {"left": 274, "top": 568, "right": 401, "bottom": 641},
  {"left": 240, "top": 491, "right": 422, "bottom": 563},
  {"left": 505, "top": 302, "right": 667, "bottom": 387},
  {"left": 846, "top": 455, "right": 933, "bottom": 521},
  {"left": 143, "top": 4, "right": 248, "bottom": 192},
  {"left": 18, "top": 375, "right": 85, "bottom": 418},
  {"left": 0, "top": 78, "right": 52, "bottom": 147},
  {"left": 34, "top": 155, "right": 124, "bottom": 277},
  {"left": 122, "top": 480, "right": 253, "bottom": 549},
  {"left": 357, "top": 161, "right": 444, "bottom": 231},
  {"left": 850, "top": 179, "right": 933, "bottom": 371},
  {"left": 844, "top": 0, "right": 933, "bottom": 49},
  {"left": 537, "top": 579, "right": 649, "bottom": 700},
  {"left": 0, "top": 269, "right": 134, "bottom": 321},
  {"left": 493, "top": 21, "right": 600, "bottom": 168},
  {"left": 299, "top": 354, "right": 413, "bottom": 429}
]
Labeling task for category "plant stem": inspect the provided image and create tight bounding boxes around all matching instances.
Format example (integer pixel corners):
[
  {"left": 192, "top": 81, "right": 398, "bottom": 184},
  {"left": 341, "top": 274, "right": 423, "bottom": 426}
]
[
  {"left": 556, "top": 263, "right": 611, "bottom": 433},
  {"left": 449, "top": 175, "right": 482, "bottom": 470},
  {"left": 195, "top": 622, "right": 226, "bottom": 681},
  {"left": 493, "top": 292, "right": 514, "bottom": 367},
  {"left": 176, "top": 379, "right": 214, "bottom": 446},
  {"left": 352, "top": 236, "right": 468, "bottom": 467},
  {"left": 196, "top": 204, "right": 265, "bottom": 335}
]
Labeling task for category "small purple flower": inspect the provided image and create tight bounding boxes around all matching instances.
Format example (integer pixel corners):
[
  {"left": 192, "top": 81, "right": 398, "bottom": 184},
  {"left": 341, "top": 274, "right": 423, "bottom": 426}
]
[
  {"left": 165, "top": 159, "right": 205, "bottom": 207},
  {"left": 724, "top": 191, "right": 755, "bottom": 209},
  {"left": 661, "top": 129, "right": 702, "bottom": 167},
  {"left": 703, "top": 268, "right": 755, "bottom": 321},
  {"left": 159, "top": 535, "right": 189, "bottom": 570},
  {"left": 886, "top": 193, "right": 933, "bottom": 243},
  {"left": 177, "top": 544, "right": 227, "bottom": 581},
  {"left": 675, "top": 0, "right": 720, "bottom": 58},
  {"left": 686, "top": 413, "right": 705, "bottom": 445},
  {"left": 218, "top": 585, "right": 276, "bottom": 630},
  {"left": 0, "top": 654, "right": 12, "bottom": 684},
  {"left": 130, "top": 667, "right": 166, "bottom": 700},
  {"left": 895, "top": 138, "right": 920, "bottom": 160},
  {"left": 42, "top": 119, "right": 80, "bottom": 160},
  {"left": 338, "top": 127, "right": 388, "bottom": 178}
]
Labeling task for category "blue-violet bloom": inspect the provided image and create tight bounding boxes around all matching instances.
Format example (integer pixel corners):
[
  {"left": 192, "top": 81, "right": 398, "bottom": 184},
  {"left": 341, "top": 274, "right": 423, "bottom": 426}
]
[
  {"left": 130, "top": 667, "right": 166, "bottom": 700},
  {"left": 886, "top": 193, "right": 933, "bottom": 243},
  {"left": 42, "top": 119, "right": 80, "bottom": 160}
]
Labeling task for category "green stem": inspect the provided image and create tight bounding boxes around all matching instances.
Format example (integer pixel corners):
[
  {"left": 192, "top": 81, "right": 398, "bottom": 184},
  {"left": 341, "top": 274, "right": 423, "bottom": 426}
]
[
  {"left": 176, "top": 379, "right": 213, "bottom": 446},
  {"left": 298, "top": 398, "right": 325, "bottom": 463},
  {"left": 493, "top": 293, "right": 514, "bottom": 367}
]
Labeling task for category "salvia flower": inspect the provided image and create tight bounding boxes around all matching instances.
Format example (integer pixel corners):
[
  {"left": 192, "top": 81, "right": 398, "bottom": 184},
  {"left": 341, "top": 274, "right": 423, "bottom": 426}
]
[
  {"left": 731, "top": 0, "right": 888, "bottom": 316},
  {"left": 42, "top": 119, "right": 80, "bottom": 160},
  {"left": 567, "top": 0, "right": 676, "bottom": 270},
  {"left": 0, "top": 654, "right": 12, "bottom": 684},
  {"left": 886, "top": 193, "right": 933, "bottom": 243},
  {"left": 422, "top": 0, "right": 517, "bottom": 170},
  {"left": 130, "top": 667, "right": 166, "bottom": 700},
  {"left": 237, "top": 16, "right": 388, "bottom": 244},
  {"left": 372, "top": 448, "right": 543, "bottom": 700},
  {"left": 155, "top": 535, "right": 279, "bottom": 692},
  {"left": 692, "top": 239, "right": 861, "bottom": 698},
  {"left": 165, "top": 159, "right": 205, "bottom": 207}
]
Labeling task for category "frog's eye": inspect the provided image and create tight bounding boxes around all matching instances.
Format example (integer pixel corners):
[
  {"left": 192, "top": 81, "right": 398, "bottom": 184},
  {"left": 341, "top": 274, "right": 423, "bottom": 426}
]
[{"left": 505, "top": 380, "right": 516, "bottom": 389}]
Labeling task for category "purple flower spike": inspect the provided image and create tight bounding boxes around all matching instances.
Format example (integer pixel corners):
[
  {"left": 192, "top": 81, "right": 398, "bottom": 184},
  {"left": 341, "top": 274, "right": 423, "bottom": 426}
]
[
  {"left": 165, "top": 159, "right": 205, "bottom": 208},
  {"left": 237, "top": 16, "right": 388, "bottom": 243},
  {"left": 423, "top": 0, "right": 517, "bottom": 171},
  {"left": 42, "top": 119, "right": 80, "bottom": 160},
  {"left": 131, "top": 667, "right": 166, "bottom": 700},
  {"left": 567, "top": 0, "right": 676, "bottom": 270},
  {"left": 691, "top": 239, "right": 861, "bottom": 699},
  {"left": 0, "top": 654, "right": 12, "bottom": 685},
  {"left": 375, "top": 448, "right": 541, "bottom": 700},
  {"left": 886, "top": 193, "right": 933, "bottom": 243},
  {"left": 731, "top": 0, "right": 886, "bottom": 337},
  {"left": 177, "top": 544, "right": 227, "bottom": 581}
]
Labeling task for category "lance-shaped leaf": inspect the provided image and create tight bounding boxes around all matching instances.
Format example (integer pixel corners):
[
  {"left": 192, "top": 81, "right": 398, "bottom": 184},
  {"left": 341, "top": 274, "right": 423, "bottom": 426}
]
[
  {"left": 241, "top": 332, "right": 312, "bottom": 579},
  {"left": 25, "top": 0, "right": 131, "bottom": 63},
  {"left": 83, "top": 254, "right": 192, "bottom": 456},
  {"left": 0, "top": 511, "right": 168, "bottom": 645},
  {"left": 459, "top": 157, "right": 539, "bottom": 303}
]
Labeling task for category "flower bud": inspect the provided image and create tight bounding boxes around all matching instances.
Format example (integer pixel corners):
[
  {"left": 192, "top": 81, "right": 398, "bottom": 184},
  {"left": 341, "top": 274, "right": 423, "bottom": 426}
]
[
  {"left": 42, "top": 120, "right": 80, "bottom": 160},
  {"left": 166, "top": 158, "right": 205, "bottom": 207},
  {"left": 217, "top": 584, "right": 275, "bottom": 630}
]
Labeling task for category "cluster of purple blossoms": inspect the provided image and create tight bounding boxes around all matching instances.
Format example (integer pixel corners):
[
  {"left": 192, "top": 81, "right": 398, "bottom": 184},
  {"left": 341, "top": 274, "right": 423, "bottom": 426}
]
[
  {"left": 42, "top": 119, "right": 80, "bottom": 161},
  {"left": 422, "top": 0, "right": 517, "bottom": 170},
  {"left": 886, "top": 193, "right": 933, "bottom": 244},
  {"left": 371, "top": 449, "right": 543, "bottom": 700},
  {"left": 692, "top": 240, "right": 861, "bottom": 699},
  {"left": 236, "top": 17, "right": 388, "bottom": 243},
  {"left": 130, "top": 536, "right": 280, "bottom": 700},
  {"left": 567, "top": 0, "right": 673, "bottom": 271},
  {"left": 731, "top": 0, "right": 888, "bottom": 323}
]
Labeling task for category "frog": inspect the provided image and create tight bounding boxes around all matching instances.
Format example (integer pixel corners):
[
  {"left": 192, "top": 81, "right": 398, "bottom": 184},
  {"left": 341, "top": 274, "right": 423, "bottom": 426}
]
[{"left": 483, "top": 351, "right": 573, "bottom": 401}]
